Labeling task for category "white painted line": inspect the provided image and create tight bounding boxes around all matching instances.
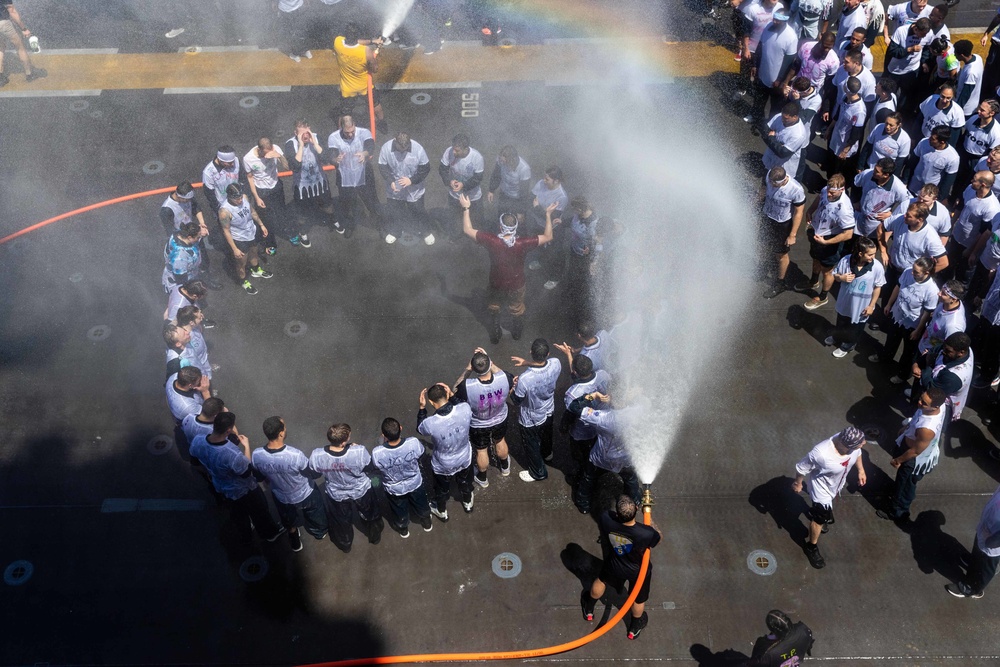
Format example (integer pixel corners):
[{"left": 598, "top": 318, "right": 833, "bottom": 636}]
[
  {"left": 163, "top": 85, "right": 291, "bottom": 94},
  {"left": 379, "top": 81, "right": 482, "bottom": 90},
  {"left": 31, "top": 47, "right": 120, "bottom": 55},
  {"left": 0, "top": 89, "right": 103, "bottom": 98},
  {"left": 176, "top": 45, "right": 263, "bottom": 53}
]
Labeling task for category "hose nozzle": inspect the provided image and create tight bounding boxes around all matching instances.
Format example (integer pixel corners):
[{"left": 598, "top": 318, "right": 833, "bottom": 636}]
[{"left": 641, "top": 485, "right": 653, "bottom": 513}]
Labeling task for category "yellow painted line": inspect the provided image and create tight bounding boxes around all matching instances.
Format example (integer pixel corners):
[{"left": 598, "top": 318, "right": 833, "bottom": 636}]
[{"left": 0, "top": 31, "right": 991, "bottom": 95}]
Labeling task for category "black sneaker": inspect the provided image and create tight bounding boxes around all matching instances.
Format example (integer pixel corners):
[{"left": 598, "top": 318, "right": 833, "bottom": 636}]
[
  {"left": 241, "top": 279, "right": 257, "bottom": 295},
  {"left": 250, "top": 266, "right": 273, "bottom": 279},
  {"left": 421, "top": 519, "right": 433, "bottom": 532},
  {"left": 804, "top": 543, "right": 825, "bottom": 569},
  {"left": 289, "top": 530, "right": 303, "bottom": 552},
  {"left": 763, "top": 282, "right": 786, "bottom": 299},
  {"left": 627, "top": 611, "right": 648, "bottom": 639},
  {"left": 25, "top": 68, "right": 47, "bottom": 82},
  {"left": 265, "top": 526, "right": 287, "bottom": 542},
  {"left": 511, "top": 316, "right": 524, "bottom": 340},
  {"left": 202, "top": 319, "right": 217, "bottom": 329},
  {"left": 333, "top": 222, "right": 346, "bottom": 235},
  {"left": 946, "top": 583, "right": 983, "bottom": 598},
  {"left": 581, "top": 590, "right": 596, "bottom": 621},
  {"left": 489, "top": 321, "right": 502, "bottom": 344}
]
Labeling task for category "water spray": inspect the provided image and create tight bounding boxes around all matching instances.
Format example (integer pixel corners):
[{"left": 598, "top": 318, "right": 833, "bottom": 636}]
[
  {"left": 380, "top": 0, "right": 417, "bottom": 44},
  {"left": 641, "top": 484, "right": 654, "bottom": 517}
]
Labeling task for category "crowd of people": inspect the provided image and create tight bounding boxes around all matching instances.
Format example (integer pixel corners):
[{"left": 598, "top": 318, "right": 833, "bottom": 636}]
[
  {"left": 735, "top": 0, "right": 1000, "bottom": 597},
  {"left": 156, "top": 93, "right": 655, "bottom": 633}
]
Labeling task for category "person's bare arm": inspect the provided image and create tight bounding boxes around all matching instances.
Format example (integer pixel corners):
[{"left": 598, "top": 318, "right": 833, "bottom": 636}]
[
  {"left": 788, "top": 202, "right": 804, "bottom": 246},
  {"left": 247, "top": 170, "right": 263, "bottom": 208},
  {"left": 250, "top": 207, "right": 268, "bottom": 238},
  {"left": 537, "top": 202, "right": 556, "bottom": 245},
  {"left": 854, "top": 454, "right": 867, "bottom": 486},
  {"left": 883, "top": 284, "right": 901, "bottom": 315},
  {"left": 459, "top": 193, "right": 477, "bottom": 240},
  {"left": 891, "top": 428, "right": 935, "bottom": 467},
  {"left": 218, "top": 209, "right": 243, "bottom": 259}
]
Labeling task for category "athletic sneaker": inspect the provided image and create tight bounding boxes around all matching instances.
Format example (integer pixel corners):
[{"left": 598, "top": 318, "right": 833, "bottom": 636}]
[
  {"left": 543, "top": 280, "right": 559, "bottom": 290},
  {"left": 424, "top": 233, "right": 436, "bottom": 245},
  {"left": 867, "top": 353, "right": 881, "bottom": 363},
  {"left": 528, "top": 260, "right": 541, "bottom": 270},
  {"left": 832, "top": 347, "right": 849, "bottom": 358},
  {"left": 627, "top": 612, "right": 648, "bottom": 640},
  {"left": 499, "top": 458, "right": 511, "bottom": 476},
  {"left": 25, "top": 68, "right": 47, "bottom": 82},
  {"left": 803, "top": 296, "right": 829, "bottom": 310},
  {"left": 289, "top": 54, "right": 301, "bottom": 63},
  {"left": 823, "top": 336, "right": 835, "bottom": 346},
  {"left": 518, "top": 470, "right": 542, "bottom": 482},
  {"left": 265, "top": 526, "right": 287, "bottom": 542},
  {"left": 946, "top": 583, "right": 983, "bottom": 598},
  {"left": 385, "top": 234, "right": 398, "bottom": 244},
  {"left": 303, "top": 50, "right": 313, "bottom": 59},
  {"left": 581, "top": 590, "right": 596, "bottom": 621},
  {"left": 289, "top": 530, "right": 303, "bottom": 552},
  {"left": 794, "top": 278, "right": 821, "bottom": 292},
  {"left": 762, "top": 282, "right": 785, "bottom": 299},
  {"left": 421, "top": 519, "right": 433, "bottom": 532},
  {"left": 803, "top": 542, "right": 825, "bottom": 569},
  {"left": 299, "top": 234, "right": 311, "bottom": 248},
  {"left": 242, "top": 279, "right": 257, "bottom": 295},
  {"left": 462, "top": 493, "right": 474, "bottom": 513},
  {"left": 289, "top": 235, "right": 301, "bottom": 246},
  {"left": 423, "top": 40, "right": 444, "bottom": 55},
  {"left": 250, "top": 266, "right": 273, "bottom": 279},
  {"left": 474, "top": 472, "right": 489, "bottom": 488},
  {"left": 398, "top": 527, "right": 410, "bottom": 539},
  {"left": 333, "top": 222, "right": 346, "bottom": 235},
  {"left": 203, "top": 319, "right": 217, "bottom": 329},
  {"left": 264, "top": 246, "right": 277, "bottom": 256},
  {"left": 429, "top": 502, "right": 449, "bottom": 522}
]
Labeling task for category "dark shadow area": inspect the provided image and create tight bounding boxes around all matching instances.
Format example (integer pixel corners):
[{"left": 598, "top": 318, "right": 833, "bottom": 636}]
[
  {"left": 908, "top": 509, "right": 968, "bottom": 584},
  {"left": 786, "top": 304, "right": 831, "bottom": 347},
  {"left": 691, "top": 643, "right": 752, "bottom": 666},
  {"left": 748, "top": 475, "right": 809, "bottom": 546}
]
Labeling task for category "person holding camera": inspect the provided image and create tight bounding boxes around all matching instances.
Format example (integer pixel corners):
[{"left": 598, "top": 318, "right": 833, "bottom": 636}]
[{"left": 0, "top": 1, "right": 45, "bottom": 87}]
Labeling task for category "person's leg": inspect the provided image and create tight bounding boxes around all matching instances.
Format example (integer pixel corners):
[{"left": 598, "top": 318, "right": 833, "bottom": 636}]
[
  {"left": 241, "top": 487, "right": 284, "bottom": 540},
  {"left": 880, "top": 319, "right": 905, "bottom": 363},
  {"left": 408, "top": 486, "right": 433, "bottom": 528},
  {"left": 486, "top": 286, "right": 502, "bottom": 344},
  {"left": 898, "top": 329, "right": 920, "bottom": 380},
  {"left": 385, "top": 491, "right": 410, "bottom": 532},
  {"left": 508, "top": 286, "right": 526, "bottom": 340},
  {"left": 494, "top": 423, "right": 511, "bottom": 473},
  {"left": 890, "top": 458, "right": 922, "bottom": 520},
  {"left": 356, "top": 487, "right": 384, "bottom": 544},
  {"left": 573, "top": 460, "right": 598, "bottom": 513},
  {"left": 300, "top": 486, "right": 329, "bottom": 539},
  {"left": 246, "top": 242, "right": 261, "bottom": 270},
  {"left": 409, "top": 197, "right": 433, "bottom": 241},
  {"left": 232, "top": 242, "right": 250, "bottom": 281},
  {"left": 359, "top": 179, "right": 384, "bottom": 229},
  {"left": 519, "top": 422, "right": 547, "bottom": 480},
  {"left": 620, "top": 467, "right": 641, "bottom": 504},
  {"left": 841, "top": 318, "right": 865, "bottom": 352},
  {"left": 540, "top": 415, "right": 554, "bottom": 462},
  {"left": 966, "top": 538, "right": 1000, "bottom": 593},
  {"left": 975, "top": 321, "right": 1000, "bottom": 386},
  {"left": 432, "top": 470, "right": 451, "bottom": 512},
  {"left": 456, "top": 464, "right": 475, "bottom": 506},
  {"left": 385, "top": 198, "right": 404, "bottom": 239},
  {"left": 325, "top": 495, "right": 356, "bottom": 551},
  {"left": 570, "top": 436, "right": 596, "bottom": 478}
]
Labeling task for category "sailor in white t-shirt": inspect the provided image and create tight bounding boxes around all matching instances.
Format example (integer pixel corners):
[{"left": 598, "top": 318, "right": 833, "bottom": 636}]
[
  {"left": 418, "top": 383, "right": 475, "bottom": 520},
  {"left": 955, "top": 42, "right": 984, "bottom": 117},
  {"left": 511, "top": 339, "right": 563, "bottom": 482},
  {"left": 947, "top": 482, "right": 1000, "bottom": 597},
  {"left": 761, "top": 166, "right": 806, "bottom": 298},
  {"left": 878, "top": 387, "right": 948, "bottom": 523},
  {"left": 863, "top": 115, "right": 911, "bottom": 168},
  {"left": 439, "top": 133, "right": 485, "bottom": 241},
  {"left": 919, "top": 90, "right": 965, "bottom": 141},
  {"left": 371, "top": 418, "right": 432, "bottom": 537},
  {"left": 181, "top": 397, "right": 225, "bottom": 447},
  {"left": 909, "top": 126, "right": 959, "bottom": 195},
  {"left": 251, "top": 417, "right": 329, "bottom": 550},
  {"left": 243, "top": 138, "right": 290, "bottom": 251},
  {"left": 853, "top": 159, "right": 910, "bottom": 239},
  {"left": 327, "top": 115, "right": 382, "bottom": 238},
  {"left": 377, "top": 132, "right": 433, "bottom": 245},
  {"left": 793, "top": 426, "right": 867, "bottom": 569}
]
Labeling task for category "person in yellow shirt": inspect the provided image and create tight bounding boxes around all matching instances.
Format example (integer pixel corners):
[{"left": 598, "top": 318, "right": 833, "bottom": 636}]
[{"left": 333, "top": 23, "right": 386, "bottom": 135}]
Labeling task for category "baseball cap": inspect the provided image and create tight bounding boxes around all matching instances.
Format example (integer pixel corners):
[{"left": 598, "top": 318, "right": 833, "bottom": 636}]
[{"left": 773, "top": 5, "right": 790, "bottom": 21}]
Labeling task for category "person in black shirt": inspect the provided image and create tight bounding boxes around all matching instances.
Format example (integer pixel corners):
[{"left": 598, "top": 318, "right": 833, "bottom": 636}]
[
  {"left": 748, "top": 610, "right": 814, "bottom": 666},
  {"left": 581, "top": 495, "right": 662, "bottom": 639}
]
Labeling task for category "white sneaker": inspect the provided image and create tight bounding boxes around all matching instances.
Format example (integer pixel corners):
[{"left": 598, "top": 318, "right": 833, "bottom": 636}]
[
  {"left": 462, "top": 492, "right": 474, "bottom": 513},
  {"left": 473, "top": 473, "right": 489, "bottom": 488},
  {"left": 385, "top": 234, "right": 397, "bottom": 244},
  {"left": 832, "top": 347, "right": 849, "bottom": 358},
  {"left": 544, "top": 280, "right": 559, "bottom": 290},
  {"left": 424, "top": 233, "right": 435, "bottom": 245},
  {"left": 165, "top": 28, "right": 185, "bottom": 38},
  {"left": 303, "top": 50, "right": 313, "bottom": 59},
  {"left": 518, "top": 470, "right": 540, "bottom": 482},
  {"left": 823, "top": 336, "right": 835, "bottom": 346},
  {"left": 528, "top": 260, "right": 541, "bottom": 270},
  {"left": 289, "top": 54, "right": 301, "bottom": 63}
]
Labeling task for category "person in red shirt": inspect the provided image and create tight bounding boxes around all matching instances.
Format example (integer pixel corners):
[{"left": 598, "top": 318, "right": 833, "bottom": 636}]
[{"left": 460, "top": 193, "right": 555, "bottom": 343}]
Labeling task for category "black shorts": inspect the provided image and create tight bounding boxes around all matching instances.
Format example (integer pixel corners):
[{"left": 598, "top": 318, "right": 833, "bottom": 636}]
[
  {"left": 469, "top": 421, "right": 508, "bottom": 450},
  {"left": 807, "top": 229, "right": 842, "bottom": 267},
  {"left": 599, "top": 562, "right": 653, "bottom": 604},
  {"left": 761, "top": 217, "right": 793, "bottom": 255},
  {"left": 807, "top": 502, "right": 835, "bottom": 526},
  {"left": 233, "top": 237, "right": 258, "bottom": 254}
]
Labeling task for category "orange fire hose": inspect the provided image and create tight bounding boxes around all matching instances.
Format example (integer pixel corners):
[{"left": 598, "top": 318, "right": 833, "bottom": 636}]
[
  {"left": 0, "top": 166, "right": 338, "bottom": 246},
  {"left": 368, "top": 72, "right": 377, "bottom": 144},
  {"left": 296, "top": 506, "right": 654, "bottom": 667}
]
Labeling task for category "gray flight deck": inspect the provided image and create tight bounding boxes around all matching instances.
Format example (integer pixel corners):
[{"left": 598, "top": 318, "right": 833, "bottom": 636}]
[{"left": 2, "top": 1, "right": 1000, "bottom": 666}]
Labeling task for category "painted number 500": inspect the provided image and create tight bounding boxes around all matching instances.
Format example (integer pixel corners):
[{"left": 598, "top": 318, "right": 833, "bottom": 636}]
[{"left": 461, "top": 93, "right": 479, "bottom": 118}]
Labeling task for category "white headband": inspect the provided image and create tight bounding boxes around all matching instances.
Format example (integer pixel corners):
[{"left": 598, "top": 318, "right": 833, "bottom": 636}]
[
  {"left": 216, "top": 151, "right": 236, "bottom": 162},
  {"left": 177, "top": 190, "right": 195, "bottom": 200}
]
